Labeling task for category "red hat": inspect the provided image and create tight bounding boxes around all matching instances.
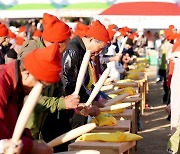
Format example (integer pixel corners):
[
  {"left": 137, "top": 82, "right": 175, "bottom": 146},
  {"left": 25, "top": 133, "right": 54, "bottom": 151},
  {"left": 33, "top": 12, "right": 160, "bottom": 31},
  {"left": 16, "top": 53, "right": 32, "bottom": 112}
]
[
  {"left": 107, "top": 29, "right": 115, "bottom": 40},
  {"left": 33, "top": 29, "right": 42, "bottom": 37},
  {"left": 119, "top": 28, "right": 127, "bottom": 36},
  {"left": 107, "top": 24, "right": 118, "bottom": 40},
  {"left": 129, "top": 32, "right": 139, "bottom": 40},
  {"left": 42, "top": 13, "right": 71, "bottom": 42},
  {"left": 108, "top": 24, "right": 118, "bottom": 30},
  {"left": 74, "top": 22, "right": 89, "bottom": 38},
  {"left": 8, "top": 29, "right": 16, "bottom": 38},
  {"left": 15, "top": 37, "right": 25, "bottom": 46},
  {"left": 169, "top": 25, "right": 175, "bottom": 30},
  {"left": 18, "top": 26, "right": 26, "bottom": 33},
  {"left": 164, "top": 29, "right": 177, "bottom": 41},
  {"left": 85, "top": 20, "right": 109, "bottom": 44},
  {"left": 0, "top": 23, "right": 8, "bottom": 37},
  {"left": 123, "top": 26, "right": 131, "bottom": 33},
  {"left": 24, "top": 42, "right": 61, "bottom": 83},
  {"left": 168, "top": 33, "right": 177, "bottom": 40}
]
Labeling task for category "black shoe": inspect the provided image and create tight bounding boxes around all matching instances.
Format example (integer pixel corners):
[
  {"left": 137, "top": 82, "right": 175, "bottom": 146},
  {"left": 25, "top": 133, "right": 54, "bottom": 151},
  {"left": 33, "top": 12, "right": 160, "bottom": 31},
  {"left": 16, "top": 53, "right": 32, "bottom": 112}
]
[
  {"left": 167, "top": 148, "right": 176, "bottom": 154},
  {"left": 156, "top": 78, "right": 162, "bottom": 83}
]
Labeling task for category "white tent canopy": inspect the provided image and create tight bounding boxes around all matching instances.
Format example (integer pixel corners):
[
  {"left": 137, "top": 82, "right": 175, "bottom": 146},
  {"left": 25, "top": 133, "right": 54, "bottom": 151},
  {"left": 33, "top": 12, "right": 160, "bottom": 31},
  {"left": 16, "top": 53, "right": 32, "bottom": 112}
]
[{"left": 94, "top": 0, "right": 180, "bottom": 29}]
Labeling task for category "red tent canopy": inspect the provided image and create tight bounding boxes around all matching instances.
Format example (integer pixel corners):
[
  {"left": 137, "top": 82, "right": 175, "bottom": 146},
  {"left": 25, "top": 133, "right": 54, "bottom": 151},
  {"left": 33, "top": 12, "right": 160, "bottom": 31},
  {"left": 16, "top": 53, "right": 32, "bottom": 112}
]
[{"left": 100, "top": 2, "right": 180, "bottom": 16}]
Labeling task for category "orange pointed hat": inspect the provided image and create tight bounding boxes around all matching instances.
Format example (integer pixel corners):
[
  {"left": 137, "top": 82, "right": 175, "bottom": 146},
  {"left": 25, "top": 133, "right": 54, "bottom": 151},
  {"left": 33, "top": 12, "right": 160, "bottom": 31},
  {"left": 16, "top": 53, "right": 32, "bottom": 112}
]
[
  {"left": 107, "top": 24, "right": 118, "bottom": 40},
  {"left": 74, "top": 22, "right": 89, "bottom": 38},
  {"left": 24, "top": 42, "right": 62, "bottom": 83},
  {"left": 42, "top": 13, "right": 71, "bottom": 42},
  {"left": 18, "top": 26, "right": 26, "bottom": 33},
  {"left": 0, "top": 23, "right": 8, "bottom": 37},
  {"left": 33, "top": 29, "right": 42, "bottom": 37},
  {"left": 15, "top": 37, "right": 25, "bottom": 46},
  {"left": 85, "top": 20, "right": 109, "bottom": 44},
  {"left": 8, "top": 29, "right": 16, "bottom": 38}
]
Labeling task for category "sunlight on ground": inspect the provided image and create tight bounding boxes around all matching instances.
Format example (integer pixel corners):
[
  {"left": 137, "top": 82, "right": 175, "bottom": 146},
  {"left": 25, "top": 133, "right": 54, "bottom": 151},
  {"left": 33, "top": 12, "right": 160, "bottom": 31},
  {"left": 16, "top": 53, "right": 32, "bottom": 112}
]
[
  {"left": 139, "top": 123, "right": 170, "bottom": 133},
  {"left": 144, "top": 115, "right": 168, "bottom": 124}
]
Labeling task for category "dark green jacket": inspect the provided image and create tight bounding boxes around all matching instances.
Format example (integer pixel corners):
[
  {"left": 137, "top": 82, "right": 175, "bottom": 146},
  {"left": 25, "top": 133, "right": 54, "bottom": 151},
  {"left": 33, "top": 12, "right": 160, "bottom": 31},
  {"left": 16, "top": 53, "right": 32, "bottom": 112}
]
[{"left": 19, "top": 38, "right": 66, "bottom": 139}]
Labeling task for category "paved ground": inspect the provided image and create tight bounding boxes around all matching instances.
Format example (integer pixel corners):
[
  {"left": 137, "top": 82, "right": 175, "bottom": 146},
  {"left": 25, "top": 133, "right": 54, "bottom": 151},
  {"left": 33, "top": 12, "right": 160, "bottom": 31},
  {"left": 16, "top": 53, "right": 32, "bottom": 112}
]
[{"left": 133, "top": 66, "right": 171, "bottom": 154}]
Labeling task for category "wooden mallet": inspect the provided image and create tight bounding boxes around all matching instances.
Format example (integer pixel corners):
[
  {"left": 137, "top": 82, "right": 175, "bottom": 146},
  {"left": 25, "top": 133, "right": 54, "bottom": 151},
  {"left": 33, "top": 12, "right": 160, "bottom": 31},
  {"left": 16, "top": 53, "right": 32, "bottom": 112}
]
[
  {"left": 99, "top": 103, "right": 131, "bottom": 112},
  {"left": 112, "top": 82, "right": 138, "bottom": 88},
  {"left": 7, "top": 82, "right": 43, "bottom": 154},
  {"left": 86, "top": 67, "right": 111, "bottom": 106},
  {"left": 122, "top": 97, "right": 142, "bottom": 102},
  {"left": 105, "top": 89, "right": 124, "bottom": 95},
  {"left": 73, "top": 50, "right": 91, "bottom": 95},
  {"left": 104, "top": 93, "right": 129, "bottom": 106},
  {"left": 47, "top": 123, "right": 96, "bottom": 148},
  {"left": 100, "top": 84, "right": 114, "bottom": 92}
]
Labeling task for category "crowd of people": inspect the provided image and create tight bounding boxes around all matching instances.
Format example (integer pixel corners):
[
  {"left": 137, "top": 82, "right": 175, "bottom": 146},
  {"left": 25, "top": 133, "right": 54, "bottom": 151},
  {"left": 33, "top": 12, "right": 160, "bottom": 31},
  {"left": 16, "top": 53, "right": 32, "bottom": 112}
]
[{"left": 0, "top": 13, "right": 180, "bottom": 154}]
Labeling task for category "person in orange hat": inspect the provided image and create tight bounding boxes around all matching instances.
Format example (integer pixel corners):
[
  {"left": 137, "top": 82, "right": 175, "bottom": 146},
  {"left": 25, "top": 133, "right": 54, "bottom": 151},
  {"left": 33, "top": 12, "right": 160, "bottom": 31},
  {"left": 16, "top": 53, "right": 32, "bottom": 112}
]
[
  {"left": 160, "top": 26, "right": 178, "bottom": 126},
  {"left": 54, "top": 20, "right": 110, "bottom": 149},
  {"left": 17, "top": 13, "right": 81, "bottom": 152},
  {"left": 17, "top": 26, "right": 27, "bottom": 42},
  {"left": 0, "top": 42, "right": 63, "bottom": 154},
  {"left": 32, "top": 29, "right": 42, "bottom": 40},
  {"left": 167, "top": 36, "right": 180, "bottom": 135},
  {"left": 13, "top": 26, "right": 27, "bottom": 54},
  {"left": 63, "top": 20, "right": 109, "bottom": 96},
  {"left": 167, "top": 38, "right": 180, "bottom": 150},
  {"left": 0, "top": 23, "right": 8, "bottom": 45},
  {"left": 102, "top": 24, "right": 126, "bottom": 80},
  {"left": 3, "top": 29, "right": 18, "bottom": 64}
]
